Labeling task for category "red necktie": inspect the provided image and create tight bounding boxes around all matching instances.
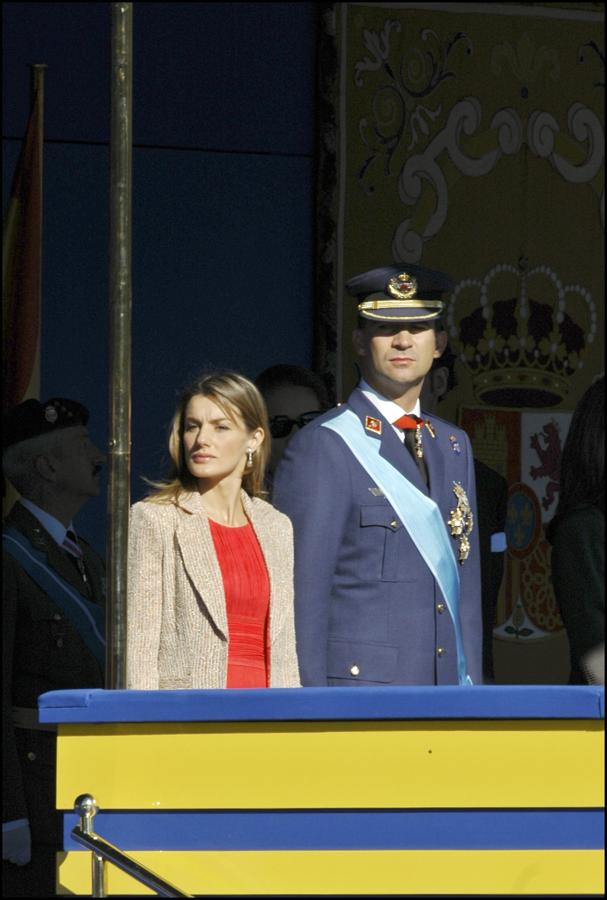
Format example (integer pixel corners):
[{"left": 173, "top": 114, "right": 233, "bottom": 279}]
[
  {"left": 393, "top": 414, "right": 424, "bottom": 431},
  {"left": 393, "top": 415, "right": 429, "bottom": 486}
]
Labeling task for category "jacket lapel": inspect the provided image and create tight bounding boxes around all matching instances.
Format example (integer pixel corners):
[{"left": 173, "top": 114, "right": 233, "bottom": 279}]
[
  {"left": 173, "top": 491, "right": 288, "bottom": 643},
  {"left": 175, "top": 494, "right": 228, "bottom": 637},
  {"left": 81, "top": 546, "right": 106, "bottom": 607},
  {"left": 421, "top": 413, "right": 447, "bottom": 503},
  {"left": 7, "top": 503, "right": 93, "bottom": 596},
  {"left": 243, "top": 492, "right": 287, "bottom": 643}
]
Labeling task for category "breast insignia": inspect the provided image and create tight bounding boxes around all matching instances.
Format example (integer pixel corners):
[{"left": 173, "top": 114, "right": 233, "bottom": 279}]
[
  {"left": 447, "top": 482, "right": 474, "bottom": 563},
  {"left": 364, "top": 416, "right": 382, "bottom": 435}
]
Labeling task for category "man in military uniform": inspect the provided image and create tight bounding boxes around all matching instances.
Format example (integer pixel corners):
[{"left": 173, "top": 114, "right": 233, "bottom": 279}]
[
  {"left": 2, "top": 398, "right": 106, "bottom": 896},
  {"left": 273, "top": 265, "right": 483, "bottom": 686}
]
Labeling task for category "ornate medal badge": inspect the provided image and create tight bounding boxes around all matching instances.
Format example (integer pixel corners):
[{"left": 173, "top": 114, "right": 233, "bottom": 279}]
[
  {"left": 387, "top": 271, "right": 418, "bottom": 299},
  {"left": 447, "top": 481, "right": 474, "bottom": 564}
]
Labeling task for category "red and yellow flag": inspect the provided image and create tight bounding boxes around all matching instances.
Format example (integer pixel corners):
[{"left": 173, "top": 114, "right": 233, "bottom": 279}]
[{"left": 2, "top": 72, "right": 44, "bottom": 413}]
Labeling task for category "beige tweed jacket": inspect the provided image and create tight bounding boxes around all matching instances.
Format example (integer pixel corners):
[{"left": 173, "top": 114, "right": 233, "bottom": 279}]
[{"left": 126, "top": 490, "right": 300, "bottom": 689}]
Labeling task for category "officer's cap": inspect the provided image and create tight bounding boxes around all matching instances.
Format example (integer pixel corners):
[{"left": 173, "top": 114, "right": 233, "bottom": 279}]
[
  {"left": 346, "top": 264, "right": 453, "bottom": 323},
  {"left": 3, "top": 398, "right": 89, "bottom": 450}
]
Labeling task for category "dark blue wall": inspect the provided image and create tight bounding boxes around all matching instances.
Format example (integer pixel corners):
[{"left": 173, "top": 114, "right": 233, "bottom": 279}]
[{"left": 3, "top": 2, "right": 317, "bottom": 552}]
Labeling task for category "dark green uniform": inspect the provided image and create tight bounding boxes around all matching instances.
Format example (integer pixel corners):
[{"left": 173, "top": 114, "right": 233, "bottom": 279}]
[
  {"left": 550, "top": 505, "right": 604, "bottom": 684},
  {"left": 3, "top": 503, "right": 105, "bottom": 897}
]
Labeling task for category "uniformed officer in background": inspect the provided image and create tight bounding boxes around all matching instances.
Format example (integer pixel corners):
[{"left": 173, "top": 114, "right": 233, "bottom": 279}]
[
  {"left": 420, "top": 345, "right": 508, "bottom": 682},
  {"left": 273, "top": 264, "right": 483, "bottom": 687},
  {"left": 2, "top": 397, "right": 106, "bottom": 897}
]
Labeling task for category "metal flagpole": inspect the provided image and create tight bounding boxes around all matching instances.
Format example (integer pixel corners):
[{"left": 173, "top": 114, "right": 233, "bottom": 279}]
[
  {"left": 29, "top": 62, "right": 46, "bottom": 405},
  {"left": 106, "top": 2, "right": 133, "bottom": 689}
]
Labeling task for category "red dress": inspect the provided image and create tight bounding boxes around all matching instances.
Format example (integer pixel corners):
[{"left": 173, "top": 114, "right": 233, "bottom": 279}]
[{"left": 209, "top": 519, "right": 270, "bottom": 688}]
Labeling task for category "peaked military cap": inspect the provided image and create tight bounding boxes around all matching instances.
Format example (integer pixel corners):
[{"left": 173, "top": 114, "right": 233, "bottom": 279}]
[
  {"left": 346, "top": 263, "right": 453, "bottom": 322},
  {"left": 3, "top": 397, "right": 89, "bottom": 450}
]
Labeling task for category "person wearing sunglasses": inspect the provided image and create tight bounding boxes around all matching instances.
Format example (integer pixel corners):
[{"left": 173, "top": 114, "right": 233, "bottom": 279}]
[
  {"left": 255, "top": 364, "right": 331, "bottom": 491},
  {"left": 272, "top": 265, "right": 482, "bottom": 688}
]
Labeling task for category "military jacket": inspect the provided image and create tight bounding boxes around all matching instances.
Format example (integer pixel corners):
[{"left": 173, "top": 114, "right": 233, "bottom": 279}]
[
  {"left": 3, "top": 503, "right": 105, "bottom": 826},
  {"left": 272, "top": 388, "right": 483, "bottom": 686}
]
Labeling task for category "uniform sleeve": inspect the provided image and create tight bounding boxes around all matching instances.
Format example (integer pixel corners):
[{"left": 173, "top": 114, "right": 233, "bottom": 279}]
[
  {"left": 551, "top": 509, "right": 604, "bottom": 673},
  {"left": 273, "top": 427, "right": 352, "bottom": 685},
  {"left": 126, "top": 504, "right": 164, "bottom": 689},
  {"left": 459, "top": 432, "right": 484, "bottom": 684},
  {"left": 2, "top": 551, "right": 29, "bottom": 824}
]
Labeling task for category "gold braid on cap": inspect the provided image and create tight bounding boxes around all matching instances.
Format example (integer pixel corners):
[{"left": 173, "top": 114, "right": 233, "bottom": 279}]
[
  {"left": 357, "top": 272, "right": 444, "bottom": 317},
  {"left": 358, "top": 298, "right": 444, "bottom": 322},
  {"left": 358, "top": 299, "right": 444, "bottom": 311}
]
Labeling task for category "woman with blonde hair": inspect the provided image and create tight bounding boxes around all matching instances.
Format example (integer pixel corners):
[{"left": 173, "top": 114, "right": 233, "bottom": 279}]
[{"left": 126, "top": 370, "right": 300, "bottom": 689}]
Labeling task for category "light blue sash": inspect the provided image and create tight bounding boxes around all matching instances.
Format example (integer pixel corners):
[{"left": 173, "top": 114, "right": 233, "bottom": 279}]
[
  {"left": 322, "top": 410, "right": 472, "bottom": 685},
  {"left": 3, "top": 526, "right": 106, "bottom": 669}
]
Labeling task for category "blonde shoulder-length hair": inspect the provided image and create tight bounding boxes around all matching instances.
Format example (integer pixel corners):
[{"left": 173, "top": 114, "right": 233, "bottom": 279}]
[{"left": 145, "top": 370, "right": 271, "bottom": 503}]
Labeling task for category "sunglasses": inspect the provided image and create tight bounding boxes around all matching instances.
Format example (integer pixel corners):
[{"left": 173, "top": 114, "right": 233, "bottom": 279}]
[{"left": 269, "top": 410, "right": 322, "bottom": 439}]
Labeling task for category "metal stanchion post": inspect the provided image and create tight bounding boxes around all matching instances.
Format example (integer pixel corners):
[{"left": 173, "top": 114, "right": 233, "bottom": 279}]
[{"left": 75, "top": 794, "right": 106, "bottom": 897}]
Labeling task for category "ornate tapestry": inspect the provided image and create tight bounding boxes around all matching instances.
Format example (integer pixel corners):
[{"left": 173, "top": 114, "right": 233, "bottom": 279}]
[{"left": 315, "top": 2, "right": 604, "bottom": 681}]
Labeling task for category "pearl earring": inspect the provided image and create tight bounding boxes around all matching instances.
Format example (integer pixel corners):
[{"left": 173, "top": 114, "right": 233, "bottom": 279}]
[{"left": 246, "top": 447, "right": 254, "bottom": 468}]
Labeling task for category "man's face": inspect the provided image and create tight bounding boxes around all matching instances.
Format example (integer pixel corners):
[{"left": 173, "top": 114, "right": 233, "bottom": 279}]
[
  {"left": 353, "top": 319, "right": 447, "bottom": 402},
  {"left": 50, "top": 426, "right": 106, "bottom": 499}
]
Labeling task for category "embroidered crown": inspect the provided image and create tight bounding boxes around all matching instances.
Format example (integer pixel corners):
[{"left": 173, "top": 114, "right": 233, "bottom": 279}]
[{"left": 446, "top": 262, "right": 596, "bottom": 407}]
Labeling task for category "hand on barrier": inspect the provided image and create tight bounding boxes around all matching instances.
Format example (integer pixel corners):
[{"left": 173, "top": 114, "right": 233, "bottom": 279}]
[
  {"left": 2, "top": 820, "right": 31, "bottom": 865},
  {"left": 581, "top": 643, "right": 605, "bottom": 685}
]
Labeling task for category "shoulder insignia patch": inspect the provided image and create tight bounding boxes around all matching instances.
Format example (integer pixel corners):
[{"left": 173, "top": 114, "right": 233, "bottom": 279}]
[
  {"left": 449, "top": 433, "right": 461, "bottom": 454},
  {"left": 364, "top": 416, "right": 382, "bottom": 435}
]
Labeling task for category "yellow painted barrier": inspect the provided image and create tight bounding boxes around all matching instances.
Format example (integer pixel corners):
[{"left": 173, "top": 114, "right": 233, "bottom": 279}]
[
  {"left": 58, "top": 849, "right": 604, "bottom": 896},
  {"left": 56, "top": 719, "right": 603, "bottom": 810},
  {"left": 39, "top": 686, "right": 604, "bottom": 896}
]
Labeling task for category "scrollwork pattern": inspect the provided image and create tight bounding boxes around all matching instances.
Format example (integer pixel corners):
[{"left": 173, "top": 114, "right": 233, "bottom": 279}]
[
  {"left": 528, "top": 103, "right": 604, "bottom": 226},
  {"left": 394, "top": 98, "right": 603, "bottom": 262},
  {"left": 578, "top": 40, "right": 605, "bottom": 89},
  {"left": 354, "top": 20, "right": 402, "bottom": 88},
  {"left": 491, "top": 32, "right": 559, "bottom": 85},
  {"left": 355, "top": 21, "right": 472, "bottom": 191},
  {"left": 394, "top": 101, "right": 523, "bottom": 261},
  {"left": 353, "top": 17, "right": 604, "bottom": 263}
]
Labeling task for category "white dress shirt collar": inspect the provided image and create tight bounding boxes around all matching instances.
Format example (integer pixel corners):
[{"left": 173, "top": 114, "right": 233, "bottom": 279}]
[
  {"left": 19, "top": 498, "right": 74, "bottom": 548},
  {"left": 358, "top": 379, "right": 421, "bottom": 442}
]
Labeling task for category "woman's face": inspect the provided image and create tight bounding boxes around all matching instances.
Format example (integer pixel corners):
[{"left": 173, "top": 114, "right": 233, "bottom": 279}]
[{"left": 182, "top": 394, "right": 262, "bottom": 486}]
